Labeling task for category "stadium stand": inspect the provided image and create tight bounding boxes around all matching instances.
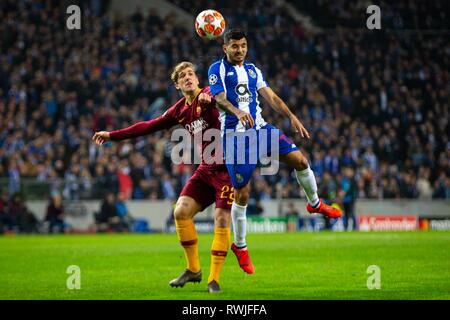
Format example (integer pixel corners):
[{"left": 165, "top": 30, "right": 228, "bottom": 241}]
[{"left": 0, "top": 0, "right": 448, "bottom": 234}]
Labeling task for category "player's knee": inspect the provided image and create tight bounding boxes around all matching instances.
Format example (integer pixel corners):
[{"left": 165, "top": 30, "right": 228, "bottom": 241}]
[
  {"left": 295, "top": 154, "right": 309, "bottom": 171},
  {"left": 174, "top": 202, "right": 194, "bottom": 220},
  {"left": 214, "top": 210, "right": 231, "bottom": 228},
  {"left": 215, "top": 215, "right": 230, "bottom": 228},
  {"left": 235, "top": 190, "right": 249, "bottom": 205}
]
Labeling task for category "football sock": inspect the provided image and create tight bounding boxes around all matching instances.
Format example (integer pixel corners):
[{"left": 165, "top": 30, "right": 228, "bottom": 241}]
[
  {"left": 231, "top": 201, "right": 247, "bottom": 248},
  {"left": 208, "top": 227, "right": 230, "bottom": 284},
  {"left": 175, "top": 218, "right": 200, "bottom": 273},
  {"left": 295, "top": 167, "right": 320, "bottom": 208}
]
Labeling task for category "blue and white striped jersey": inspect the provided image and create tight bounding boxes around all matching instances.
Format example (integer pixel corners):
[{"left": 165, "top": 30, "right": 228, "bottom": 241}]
[{"left": 208, "top": 58, "right": 268, "bottom": 134}]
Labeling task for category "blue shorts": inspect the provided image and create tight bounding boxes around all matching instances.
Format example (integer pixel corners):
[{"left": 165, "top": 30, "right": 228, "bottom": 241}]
[{"left": 222, "top": 123, "right": 299, "bottom": 189}]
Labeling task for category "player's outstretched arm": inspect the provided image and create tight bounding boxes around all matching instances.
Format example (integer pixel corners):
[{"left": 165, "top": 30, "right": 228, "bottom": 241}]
[
  {"left": 91, "top": 114, "right": 178, "bottom": 145},
  {"left": 215, "top": 92, "right": 254, "bottom": 129},
  {"left": 258, "top": 87, "right": 310, "bottom": 139},
  {"left": 92, "top": 131, "right": 111, "bottom": 145}
]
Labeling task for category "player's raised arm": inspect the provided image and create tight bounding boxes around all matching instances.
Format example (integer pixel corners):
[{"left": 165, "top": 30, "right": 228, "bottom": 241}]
[
  {"left": 91, "top": 112, "right": 178, "bottom": 146},
  {"left": 258, "top": 86, "right": 310, "bottom": 139},
  {"left": 215, "top": 92, "right": 254, "bottom": 129}
]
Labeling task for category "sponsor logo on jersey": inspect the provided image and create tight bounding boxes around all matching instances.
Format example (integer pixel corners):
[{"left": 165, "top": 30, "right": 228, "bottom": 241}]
[
  {"left": 185, "top": 117, "right": 208, "bottom": 135},
  {"left": 235, "top": 83, "right": 253, "bottom": 103},
  {"left": 236, "top": 97, "right": 253, "bottom": 103}
]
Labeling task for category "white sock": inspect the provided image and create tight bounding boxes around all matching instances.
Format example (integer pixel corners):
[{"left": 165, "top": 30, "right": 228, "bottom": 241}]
[
  {"left": 295, "top": 167, "right": 320, "bottom": 208},
  {"left": 231, "top": 201, "right": 247, "bottom": 248}
]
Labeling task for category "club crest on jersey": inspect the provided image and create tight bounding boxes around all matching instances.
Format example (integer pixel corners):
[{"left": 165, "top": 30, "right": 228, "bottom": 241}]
[
  {"left": 209, "top": 74, "right": 218, "bottom": 85},
  {"left": 248, "top": 69, "right": 256, "bottom": 79},
  {"left": 196, "top": 106, "right": 202, "bottom": 116},
  {"left": 236, "top": 173, "right": 244, "bottom": 183}
]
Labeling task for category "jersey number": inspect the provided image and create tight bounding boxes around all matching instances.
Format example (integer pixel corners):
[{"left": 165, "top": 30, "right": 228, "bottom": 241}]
[{"left": 220, "top": 185, "right": 235, "bottom": 205}]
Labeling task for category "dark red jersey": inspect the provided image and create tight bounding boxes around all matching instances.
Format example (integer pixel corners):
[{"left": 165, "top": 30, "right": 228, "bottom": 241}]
[{"left": 109, "top": 86, "right": 223, "bottom": 168}]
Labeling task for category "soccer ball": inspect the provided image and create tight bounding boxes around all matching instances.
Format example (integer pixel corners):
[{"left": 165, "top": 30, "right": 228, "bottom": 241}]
[{"left": 195, "top": 9, "right": 226, "bottom": 40}]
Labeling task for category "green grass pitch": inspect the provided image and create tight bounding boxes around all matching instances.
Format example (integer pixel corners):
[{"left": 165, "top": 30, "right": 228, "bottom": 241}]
[{"left": 1, "top": 231, "right": 449, "bottom": 300}]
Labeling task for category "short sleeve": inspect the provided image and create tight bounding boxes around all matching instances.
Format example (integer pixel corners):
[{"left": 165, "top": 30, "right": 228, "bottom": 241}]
[
  {"left": 255, "top": 65, "right": 268, "bottom": 90},
  {"left": 208, "top": 61, "right": 225, "bottom": 96}
]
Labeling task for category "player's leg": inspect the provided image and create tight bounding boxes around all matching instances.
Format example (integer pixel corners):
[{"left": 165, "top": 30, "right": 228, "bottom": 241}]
[
  {"left": 169, "top": 195, "right": 203, "bottom": 287},
  {"left": 232, "top": 182, "right": 250, "bottom": 248},
  {"left": 170, "top": 167, "right": 217, "bottom": 288},
  {"left": 280, "top": 151, "right": 319, "bottom": 206},
  {"left": 174, "top": 196, "right": 202, "bottom": 271},
  {"left": 223, "top": 130, "right": 252, "bottom": 250},
  {"left": 207, "top": 208, "right": 231, "bottom": 293},
  {"left": 280, "top": 150, "right": 342, "bottom": 218},
  {"left": 222, "top": 130, "right": 257, "bottom": 274},
  {"left": 227, "top": 169, "right": 255, "bottom": 274}
]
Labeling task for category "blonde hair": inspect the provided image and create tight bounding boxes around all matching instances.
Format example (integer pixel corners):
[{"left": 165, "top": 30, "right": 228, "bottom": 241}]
[{"left": 170, "top": 61, "right": 196, "bottom": 84}]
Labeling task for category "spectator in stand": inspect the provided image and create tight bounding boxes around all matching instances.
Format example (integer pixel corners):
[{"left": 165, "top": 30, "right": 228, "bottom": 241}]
[
  {"left": 0, "top": 190, "right": 10, "bottom": 233},
  {"left": 7, "top": 160, "right": 21, "bottom": 196},
  {"left": 7, "top": 193, "right": 39, "bottom": 234},
  {"left": 18, "top": 206, "right": 39, "bottom": 234},
  {"left": 161, "top": 173, "right": 176, "bottom": 200},
  {"left": 117, "top": 159, "right": 133, "bottom": 200},
  {"left": 104, "top": 162, "right": 120, "bottom": 195},
  {"left": 284, "top": 202, "right": 300, "bottom": 232},
  {"left": 0, "top": 0, "right": 447, "bottom": 202},
  {"left": 433, "top": 172, "right": 450, "bottom": 199},
  {"left": 95, "top": 192, "right": 122, "bottom": 232},
  {"left": 45, "top": 194, "right": 66, "bottom": 233},
  {"left": 115, "top": 192, "right": 134, "bottom": 231},
  {"left": 6, "top": 193, "right": 24, "bottom": 232},
  {"left": 340, "top": 167, "right": 358, "bottom": 231},
  {"left": 285, "top": 202, "right": 300, "bottom": 219}
]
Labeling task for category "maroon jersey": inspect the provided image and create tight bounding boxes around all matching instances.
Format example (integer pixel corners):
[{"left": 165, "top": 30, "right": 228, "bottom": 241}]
[
  {"left": 109, "top": 86, "right": 223, "bottom": 168},
  {"left": 109, "top": 86, "right": 233, "bottom": 210}
]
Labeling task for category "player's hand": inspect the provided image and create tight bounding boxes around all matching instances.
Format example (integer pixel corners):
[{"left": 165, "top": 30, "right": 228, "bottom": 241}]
[
  {"left": 92, "top": 131, "right": 111, "bottom": 145},
  {"left": 235, "top": 109, "right": 255, "bottom": 129},
  {"left": 198, "top": 93, "right": 212, "bottom": 105},
  {"left": 290, "top": 115, "right": 310, "bottom": 139}
]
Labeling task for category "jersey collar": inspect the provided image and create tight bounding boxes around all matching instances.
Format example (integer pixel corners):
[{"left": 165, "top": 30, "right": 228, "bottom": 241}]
[{"left": 185, "top": 88, "right": 202, "bottom": 106}]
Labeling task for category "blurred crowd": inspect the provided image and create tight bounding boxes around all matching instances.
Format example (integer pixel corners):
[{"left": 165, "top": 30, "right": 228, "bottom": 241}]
[
  {"left": 0, "top": 0, "right": 448, "bottom": 211},
  {"left": 0, "top": 189, "right": 39, "bottom": 233},
  {"left": 291, "top": 0, "right": 449, "bottom": 29},
  {"left": 0, "top": 188, "right": 133, "bottom": 234}
]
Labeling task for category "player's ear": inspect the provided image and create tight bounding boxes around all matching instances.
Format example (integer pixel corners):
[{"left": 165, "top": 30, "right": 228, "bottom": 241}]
[{"left": 222, "top": 44, "right": 227, "bottom": 54}]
